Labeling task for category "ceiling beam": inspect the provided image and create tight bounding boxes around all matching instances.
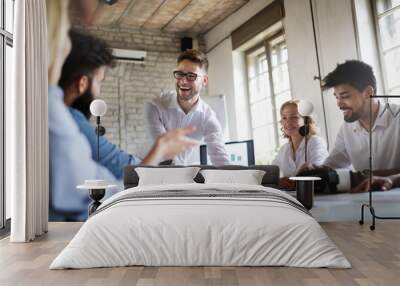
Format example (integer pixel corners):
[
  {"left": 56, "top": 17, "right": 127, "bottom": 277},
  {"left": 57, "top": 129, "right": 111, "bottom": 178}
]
[
  {"left": 120, "top": 0, "right": 166, "bottom": 27},
  {"left": 91, "top": 0, "right": 132, "bottom": 26},
  {"left": 162, "top": 0, "right": 220, "bottom": 33},
  {"left": 142, "top": 0, "right": 192, "bottom": 30}
]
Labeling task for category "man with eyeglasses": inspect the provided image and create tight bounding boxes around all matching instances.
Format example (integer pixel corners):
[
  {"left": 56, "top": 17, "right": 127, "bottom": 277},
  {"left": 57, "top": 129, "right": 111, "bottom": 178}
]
[
  {"left": 145, "top": 49, "right": 230, "bottom": 165},
  {"left": 298, "top": 60, "right": 400, "bottom": 193}
]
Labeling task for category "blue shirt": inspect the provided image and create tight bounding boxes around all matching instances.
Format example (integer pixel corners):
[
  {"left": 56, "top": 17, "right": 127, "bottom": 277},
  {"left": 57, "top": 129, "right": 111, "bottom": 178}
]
[
  {"left": 48, "top": 86, "right": 119, "bottom": 221},
  {"left": 69, "top": 108, "right": 141, "bottom": 179}
]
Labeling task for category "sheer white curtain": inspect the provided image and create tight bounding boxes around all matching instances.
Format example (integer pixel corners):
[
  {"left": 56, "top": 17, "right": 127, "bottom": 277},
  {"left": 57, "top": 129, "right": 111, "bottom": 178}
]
[{"left": 9, "top": 0, "right": 48, "bottom": 242}]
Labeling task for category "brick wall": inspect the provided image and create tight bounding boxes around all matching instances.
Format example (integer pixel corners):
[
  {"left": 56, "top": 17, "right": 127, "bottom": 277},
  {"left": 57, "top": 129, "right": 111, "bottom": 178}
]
[{"left": 77, "top": 26, "right": 207, "bottom": 158}]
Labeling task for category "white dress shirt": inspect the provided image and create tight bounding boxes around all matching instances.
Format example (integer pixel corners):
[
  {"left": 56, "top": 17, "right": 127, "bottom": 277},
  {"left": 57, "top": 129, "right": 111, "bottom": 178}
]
[
  {"left": 324, "top": 102, "right": 400, "bottom": 171},
  {"left": 145, "top": 91, "right": 230, "bottom": 165},
  {"left": 272, "top": 135, "right": 329, "bottom": 177}
]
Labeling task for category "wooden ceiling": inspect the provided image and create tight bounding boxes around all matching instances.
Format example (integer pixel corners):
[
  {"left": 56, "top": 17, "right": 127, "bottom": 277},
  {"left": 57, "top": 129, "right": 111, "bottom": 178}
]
[{"left": 86, "top": 0, "right": 250, "bottom": 35}]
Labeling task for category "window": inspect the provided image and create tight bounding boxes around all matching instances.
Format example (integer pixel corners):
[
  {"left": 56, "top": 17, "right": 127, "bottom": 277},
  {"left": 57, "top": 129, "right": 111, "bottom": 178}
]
[
  {"left": 373, "top": 0, "right": 400, "bottom": 98},
  {"left": 246, "top": 33, "right": 291, "bottom": 164},
  {"left": 1, "top": 0, "right": 14, "bottom": 230}
]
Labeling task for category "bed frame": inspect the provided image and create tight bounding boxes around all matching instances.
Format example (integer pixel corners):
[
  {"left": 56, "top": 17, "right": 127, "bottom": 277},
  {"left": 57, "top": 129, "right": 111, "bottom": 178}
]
[{"left": 123, "top": 165, "right": 280, "bottom": 189}]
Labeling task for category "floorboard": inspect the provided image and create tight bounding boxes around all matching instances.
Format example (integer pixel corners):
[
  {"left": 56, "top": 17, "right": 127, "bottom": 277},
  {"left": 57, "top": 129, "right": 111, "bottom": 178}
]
[{"left": 0, "top": 222, "right": 399, "bottom": 286}]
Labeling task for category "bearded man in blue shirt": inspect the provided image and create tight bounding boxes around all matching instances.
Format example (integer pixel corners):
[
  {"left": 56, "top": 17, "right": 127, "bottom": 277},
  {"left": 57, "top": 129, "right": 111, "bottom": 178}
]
[
  {"left": 59, "top": 29, "right": 139, "bottom": 180},
  {"left": 48, "top": 5, "right": 198, "bottom": 223}
]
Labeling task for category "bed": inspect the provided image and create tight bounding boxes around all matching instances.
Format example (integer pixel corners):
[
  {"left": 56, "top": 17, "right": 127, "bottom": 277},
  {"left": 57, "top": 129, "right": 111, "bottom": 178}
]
[{"left": 50, "top": 165, "right": 350, "bottom": 269}]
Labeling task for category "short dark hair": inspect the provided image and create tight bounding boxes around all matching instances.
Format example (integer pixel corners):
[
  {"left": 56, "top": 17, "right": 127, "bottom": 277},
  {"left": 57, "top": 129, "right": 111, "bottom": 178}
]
[
  {"left": 177, "top": 49, "right": 209, "bottom": 72},
  {"left": 322, "top": 60, "right": 376, "bottom": 92},
  {"left": 59, "top": 29, "right": 115, "bottom": 89}
]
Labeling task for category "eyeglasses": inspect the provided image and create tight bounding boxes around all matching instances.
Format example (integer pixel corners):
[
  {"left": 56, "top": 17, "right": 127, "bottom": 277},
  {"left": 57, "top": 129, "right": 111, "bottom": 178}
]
[{"left": 173, "top": 70, "right": 202, "bottom": 81}]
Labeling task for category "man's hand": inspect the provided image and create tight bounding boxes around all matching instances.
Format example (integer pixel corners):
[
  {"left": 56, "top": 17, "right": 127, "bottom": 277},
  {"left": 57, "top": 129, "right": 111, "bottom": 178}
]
[
  {"left": 296, "top": 164, "right": 336, "bottom": 194},
  {"left": 141, "top": 127, "right": 199, "bottom": 165},
  {"left": 351, "top": 176, "right": 393, "bottom": 193},
  {"left": 296, "top": 162, "right": 315, "bottom": 175},
  {"left": 297, "top": 163, "right": 332, "bottom": 177},
  {"left": 155, "top": 127, "right": 199, "bottom": 161}
]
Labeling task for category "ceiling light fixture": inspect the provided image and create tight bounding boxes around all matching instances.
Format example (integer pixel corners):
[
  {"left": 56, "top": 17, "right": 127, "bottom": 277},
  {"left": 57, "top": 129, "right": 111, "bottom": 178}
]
[{"left": 103, "top": 0, "right": 118, "bottom": 5}]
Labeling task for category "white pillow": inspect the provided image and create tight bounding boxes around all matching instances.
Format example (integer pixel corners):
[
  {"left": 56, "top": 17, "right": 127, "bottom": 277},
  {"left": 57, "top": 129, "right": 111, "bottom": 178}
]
[
  {"left": 135, "top": 167, "right": 201, "bottom": 186},
  {"left": 200, "top": 169, "right": 266, "bottom": 185}
]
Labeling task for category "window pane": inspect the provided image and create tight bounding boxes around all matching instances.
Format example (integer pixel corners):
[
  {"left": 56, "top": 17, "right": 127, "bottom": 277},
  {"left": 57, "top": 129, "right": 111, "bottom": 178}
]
[
  {"left": 258, "top": 54, "right": 268, "bottom": 73},
  {"left": 281, "top": 47, "right": 288, "bottom": 63},
  {"left": 249, "top": 74, "right": 270, "bottom": 103},
  {"left": 253, "top": 125, "right": 276, "bottom": 164},
  {"left": 388, "top": 86, "right": 400, "bottom": 104},
  {"left": 389, "top": 85, "right": 400, "bottom": 94},
  {"left": 275, "top": 90, "right": 292, "bottom": 110},
  {"left": 247, "top": 47, "right": 265, "bottom": 79},
  {"left": 383, "top": 47, "right": 400, "bottom": 90},
  {"left": 271, "top": 50, "right": 278, "bottom": 67},
  {"left": 248, "top": 78, "right": 257, "bottom": 101},
  {"left": 253, "top": 126, "right": 268, "bottom": 155},
  {"left": 6, "top": 44, "right": 13, "bottom": 115},
  {"left": 377, "top": 0, "right": 400, "bottom": 15},
  {"left": 378, "top": 9, "right": 400, "bottom": 51},
  {"left": 250, "top": 98, "right": 273, "bottom": 128},
  {"left": 258, "top": 75, "right": 268, "bottom": 98},
  {"left": 0, "top": 0, "right": 2, "bottom": 29},
  {"left": 246, "top": 37, "right": 292, "bottom": 164},
  {"left": 0, "top": 38, "right": 3, "bottom": 227},
  {"left": 272, "top": 64, "right": 290, "bottom": 93},
  {"left": 5, "top": 43, "right": 13, "bottom": 220},
  {"left": 247, "top": 57, "right": 257, "bottom": 79},
  {"left": 5, "top": 0, "right": 14, "bottom": 33},
  {"left": 264, "top": 124, "right": 277, "bottom": 148}
]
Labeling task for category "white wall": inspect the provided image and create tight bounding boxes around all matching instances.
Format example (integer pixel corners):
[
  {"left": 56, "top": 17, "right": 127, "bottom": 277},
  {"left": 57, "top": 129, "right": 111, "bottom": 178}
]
[
  {"left": 207, "top": 38, "right": 238, "bottom": 139},
  {"left": 232, "top": 50, "right": 252, "bottom": 140},
  {"left": 207, "top": 38, "right": 253, "bottom": 141}
]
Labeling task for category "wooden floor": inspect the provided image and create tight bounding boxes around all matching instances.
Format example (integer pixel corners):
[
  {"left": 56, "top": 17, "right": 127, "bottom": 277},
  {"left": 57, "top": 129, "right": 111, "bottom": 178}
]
[{"left": 0, "top": 222, "right": 399, "bottom": 286}]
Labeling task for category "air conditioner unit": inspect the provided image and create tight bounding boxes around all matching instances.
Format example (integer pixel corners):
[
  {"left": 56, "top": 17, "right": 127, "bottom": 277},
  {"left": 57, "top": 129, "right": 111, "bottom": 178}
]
[{"left": 112, "top": 48, "right": 146, "bottom": 62}]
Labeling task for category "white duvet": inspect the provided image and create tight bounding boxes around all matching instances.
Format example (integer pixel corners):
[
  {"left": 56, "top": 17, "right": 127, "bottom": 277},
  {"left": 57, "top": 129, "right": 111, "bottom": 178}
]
[{"left": 50, "top": 183, "right": 350, "bottom": 269}]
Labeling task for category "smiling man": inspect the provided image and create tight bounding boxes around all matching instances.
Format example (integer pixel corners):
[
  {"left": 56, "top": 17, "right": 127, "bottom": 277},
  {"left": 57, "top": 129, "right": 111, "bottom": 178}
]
[
  {"left": 298, "top": 60, "right": 400, "bottom": 192},
  {"left": 145, "top": 49, "right": 230, "bottom": 165}
]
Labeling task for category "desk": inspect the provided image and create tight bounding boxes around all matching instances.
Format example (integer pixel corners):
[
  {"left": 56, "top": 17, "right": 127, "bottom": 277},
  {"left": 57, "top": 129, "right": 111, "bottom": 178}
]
[
  {"left": 311, "top": 188, "right": 400, "bottom": 222},
  {"left": 283, "top": 188, "right": 400, "bottom": 222}
]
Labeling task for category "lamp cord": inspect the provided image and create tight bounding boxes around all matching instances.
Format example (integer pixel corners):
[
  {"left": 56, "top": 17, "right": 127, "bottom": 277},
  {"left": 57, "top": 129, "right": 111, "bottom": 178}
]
[
  {"left": 97, "top": 116, "right": 100, "bottom": 162},
  {"left": 305, "top": 117, "right": 309, "bottom": 162}
]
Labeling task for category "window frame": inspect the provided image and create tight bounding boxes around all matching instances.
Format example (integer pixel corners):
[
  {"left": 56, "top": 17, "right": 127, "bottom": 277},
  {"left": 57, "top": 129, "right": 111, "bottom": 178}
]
[
  {"left": 0, "top": 0, "right": 13, "bottom": 231},
  {"left": 245, "top": 30, "right": 291, "bottom": 164},
  {"left": 371, "top": 0, "right": 400, "bottom": 94}
]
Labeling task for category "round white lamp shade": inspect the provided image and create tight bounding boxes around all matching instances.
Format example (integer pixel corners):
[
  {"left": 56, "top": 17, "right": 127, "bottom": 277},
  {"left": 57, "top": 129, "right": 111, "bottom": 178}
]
[
  {"left": 90, "top": 99, "right": 107, "bottom": 117},
  {"left": 298, "top": 100, "right": 314, "bottom": 116}
]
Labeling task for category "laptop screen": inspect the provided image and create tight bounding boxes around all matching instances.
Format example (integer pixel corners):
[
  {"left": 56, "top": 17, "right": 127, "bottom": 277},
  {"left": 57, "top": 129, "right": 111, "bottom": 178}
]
[{"left": 200, "top": 140, "right": 255, "bottom": 165}]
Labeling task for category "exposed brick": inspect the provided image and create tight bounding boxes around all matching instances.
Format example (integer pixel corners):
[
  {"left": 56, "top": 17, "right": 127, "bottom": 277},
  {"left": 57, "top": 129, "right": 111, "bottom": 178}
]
[{"left": 77, "top": 26, "right": 208, "bottom": 158}]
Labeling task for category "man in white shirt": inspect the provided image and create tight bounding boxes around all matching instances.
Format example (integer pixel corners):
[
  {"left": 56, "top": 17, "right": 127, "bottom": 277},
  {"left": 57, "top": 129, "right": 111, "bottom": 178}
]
[
  {"left": 145, "top": 49, "right": 230, "bottom": 165},
  {"left": 298, "top": 60, "right": 400, "bottom": 192}
]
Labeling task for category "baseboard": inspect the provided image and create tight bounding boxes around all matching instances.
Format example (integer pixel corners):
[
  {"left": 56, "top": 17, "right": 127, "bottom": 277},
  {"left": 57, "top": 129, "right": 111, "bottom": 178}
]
[{"left": 0, "top": 218, "right": 11, "bottom": 239}]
